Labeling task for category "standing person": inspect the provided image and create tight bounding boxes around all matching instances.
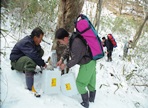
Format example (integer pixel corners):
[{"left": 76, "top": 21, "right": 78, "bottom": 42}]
[
  {"left": 123, "top": 40, "right": 132, "bottom": 59},
  {"left": 55, "top": 28, "right": 96, "bottom": 108},
  {"left": 102, "top": 36, "right": 114, "bottom": 62},
  {"left": 10, "top": 27, "right": 47, "bottom": 97}
]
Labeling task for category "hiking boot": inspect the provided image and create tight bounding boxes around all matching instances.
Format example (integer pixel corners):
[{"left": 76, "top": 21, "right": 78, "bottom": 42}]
[
  {"left": 81, "top": 92, "right": 89, "bottom": 108},
  {"left": 107, "top": 58, "right": 109, "bottom": 62},
  {"left": 32, "top": 86, "right": 41, "bottom": 97},
  {"left": 89, "top": 90, "right": 96, "bottom": 102},
  {"left": 31, "top": 85, "right": 37, "bottom": 93},
  {"left": 11, "top": 66, "right": 14, "bottom": 70},
  {"left": 110, "top": 57, "right": 112, "bottom": 61},
  {"left": 25, "top": 72, "right": 41, "bottom": 97}
]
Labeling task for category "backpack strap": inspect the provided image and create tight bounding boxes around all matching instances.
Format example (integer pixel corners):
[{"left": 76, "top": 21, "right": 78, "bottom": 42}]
[
  {"left": 69, "top": 32, "right": 92, "bottom": 59},
  {"left": 69, "top": 32, "right": 87, "bottom": 49},
  {"left": 69, "top": 32, "right": 78, "bottom": 49}
]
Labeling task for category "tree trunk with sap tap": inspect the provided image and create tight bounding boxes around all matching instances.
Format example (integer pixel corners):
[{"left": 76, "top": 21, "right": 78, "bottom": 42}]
[{"left": 52, "top": 0, "right": 84, "bottom": 74}]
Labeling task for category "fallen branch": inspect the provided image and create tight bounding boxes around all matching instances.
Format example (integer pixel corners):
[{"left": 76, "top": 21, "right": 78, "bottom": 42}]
[
  {"left": 132, "top": 84, "right": 148, "bottom": 87},
  {"left": 122, "top": 64, "right": 125, "bottom": 75},
  {"left": 134, "top": 86, "right": 139, "bottom": 92},
  {"left": 114, "top": 83, "right": 119, "bottom": 94},
  {"left": 100, "top": 63, "right": 104, "bottom": 70},
  {"left": 99, "top": 84, "right": 109, "bottom": 89}
]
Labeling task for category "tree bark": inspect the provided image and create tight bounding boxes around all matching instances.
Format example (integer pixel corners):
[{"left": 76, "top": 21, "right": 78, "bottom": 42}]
[
  {"left": 52, "top": 0, "right": 84, "bottom": 55},
  {"left": 52, "top": 0, "right": 84, "bottom": 74},
  {"left": 93, "top": 0, "right": 103, "bottom": 32},
  {"left": 56, "top": 0, "right": 84, "bottom": 32}
]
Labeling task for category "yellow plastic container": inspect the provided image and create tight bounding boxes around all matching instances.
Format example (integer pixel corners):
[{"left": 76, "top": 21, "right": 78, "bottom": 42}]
[
  {"left": 61, "top": 73, "right": 78, "bottom": 96},
  {"left": 42, "top": 68, "right": 61, "bottom": 95}
]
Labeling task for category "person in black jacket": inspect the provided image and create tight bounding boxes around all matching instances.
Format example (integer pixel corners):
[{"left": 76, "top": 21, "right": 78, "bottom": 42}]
[
  {"left": 102, "top": 37, "right": 113, "bottom": 62},
  {"left": 10, "top": 27, "right": 47, "bottom": 96}
]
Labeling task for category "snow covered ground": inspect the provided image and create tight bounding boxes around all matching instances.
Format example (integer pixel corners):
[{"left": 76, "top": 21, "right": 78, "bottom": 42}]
[
  {"left": 1, "top": 36, "right": 148, "bottom": 108},
  {"left": 1, "top": 1, "right": 148, "bottom": 108}
]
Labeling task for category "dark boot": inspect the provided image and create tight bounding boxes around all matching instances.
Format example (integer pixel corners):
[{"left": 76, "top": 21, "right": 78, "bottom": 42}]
[
  {"left": 110, "top": 57, "right": 112, "bottom": 61},
  {"left": 107, "top": 57, "right": 109, "bottom": 62},
  {"left": 89, "top": 90, "right": 96, "bottom": 102},
  {"left": 81, "top": 92, "right": 89, "bottom": 108},
  {"left": 25, "top": 72, "right": 34, "bottom": 90}
]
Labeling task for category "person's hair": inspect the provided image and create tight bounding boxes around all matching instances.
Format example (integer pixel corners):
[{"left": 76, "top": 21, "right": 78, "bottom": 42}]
[
  {"left": 30, "top": 27, "right": 44, "bottom": 38},
  {"left": 102, "top": 37, "right": 106, "bottom": 40},
  {"left": 129, "top": 40, "right": 133, "bottom": 43},
  {"left": 55, "top": 28, "right": 69, "bottom": 39}
]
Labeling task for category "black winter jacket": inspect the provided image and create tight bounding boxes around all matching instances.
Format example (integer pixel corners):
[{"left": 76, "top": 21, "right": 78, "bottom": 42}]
[
  {"left": 10, "top": 36, "right": 45, "bottom": 67},
  {"left": 103, "top": 39, "right": 113, "bottom": 52}
]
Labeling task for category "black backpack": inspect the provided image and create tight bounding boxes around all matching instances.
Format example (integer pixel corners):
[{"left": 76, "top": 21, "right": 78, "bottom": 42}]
[{"left": 69, "top": 32, "right": 92, "bottom": 59}]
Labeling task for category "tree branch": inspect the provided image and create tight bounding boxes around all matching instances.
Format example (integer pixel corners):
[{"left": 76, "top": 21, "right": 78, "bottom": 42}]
[{"left": 132, "top": 84, "right": 148, "bottom": 87}]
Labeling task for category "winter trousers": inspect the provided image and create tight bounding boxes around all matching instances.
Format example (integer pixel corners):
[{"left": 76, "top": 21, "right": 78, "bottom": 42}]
[
  {"left": 11, "top": 49, "right": 44, "bottom": 72},
  {"left": 107, "top": 50, "right": 112, "bottom": 59},
  {"left": 11, "top": 56, "right": 36, "bottom": 90},
  {"left": 76, "top": 60, "right": 96, "bottom": 94},
  {"left": 11, "top": 56, "right": 37, "bottom": 72},
  {"left": 11, "top": 49, "right": 44, "bottom": 90},
  {"left": 107, "top": 50, "right": 113, "bottom": 61}
]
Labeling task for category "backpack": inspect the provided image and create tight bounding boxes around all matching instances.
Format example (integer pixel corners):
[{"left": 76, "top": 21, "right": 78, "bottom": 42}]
[
  {"left": 70, "top": 14, "right": 104, "bottom": 60},
  {"left": 107, "top": 34, "right": 117, "bottom": 48},
  {"left": 70, "top": 32, "right": 92, "bottom": 59}
]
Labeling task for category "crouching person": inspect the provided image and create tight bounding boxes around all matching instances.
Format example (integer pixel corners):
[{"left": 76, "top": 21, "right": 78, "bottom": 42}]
[
  {"left": 10, "top": 27, "right": 47, "bottom": 97},
  {"left": 55, "top": 28, "right": 96, "bottom": 108}
]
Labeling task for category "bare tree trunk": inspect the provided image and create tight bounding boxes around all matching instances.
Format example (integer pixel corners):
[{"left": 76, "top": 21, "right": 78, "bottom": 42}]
[
  {"left": 132, "top": 15, "right": 148, "bottom": 49},
  {"left": 119, "top": 0, "right": 123, "bottom": 15},
  {"left": 52, "top": 0, "right": 84, "bottom": 74},
  {"left": 52, "top": 0, "right": 84, "bottom": 55},
  {"left": 52, "top": 0, "right": 84, "bottom": 49},
  {"left": 132, "top": 0, "right": 148, "bottom": 49},
  {"left": 56, "top": 0, "right": 84, "bottom": 32},
  {"left": 93, "top": 0, "right": 103, "bottom": 32}
]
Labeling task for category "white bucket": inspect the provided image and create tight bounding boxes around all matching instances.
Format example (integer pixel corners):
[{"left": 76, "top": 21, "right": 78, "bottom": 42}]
[
  {"left": 61, "top": 73, "right": 79, "bottom": 96},
  {"left": 42, "top": 68, "right": 61, "bottom": 95}
]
